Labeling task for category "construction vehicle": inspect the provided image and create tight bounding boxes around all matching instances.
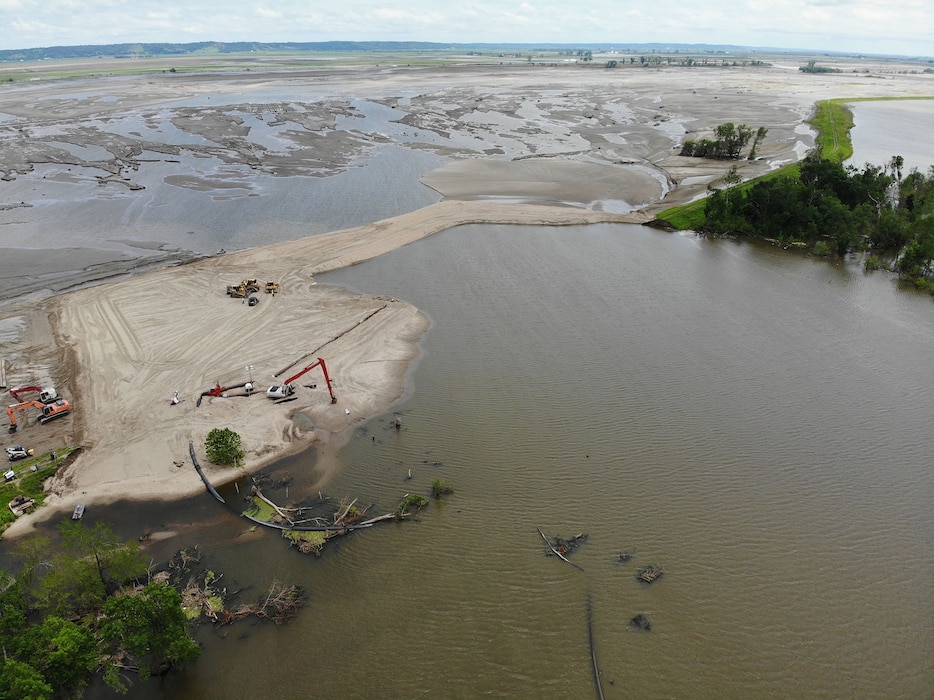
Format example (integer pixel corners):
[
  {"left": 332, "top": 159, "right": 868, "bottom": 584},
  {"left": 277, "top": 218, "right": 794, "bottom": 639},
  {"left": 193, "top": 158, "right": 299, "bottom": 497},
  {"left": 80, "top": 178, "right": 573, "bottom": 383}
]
[
  {"left": 267, "top": 357, "right": 336, "bottom": 403},
  {"left": 227, "top": 278, "right": 261, "bottom": 298},
  {"left": 6, "top": 398, "right": 71, "bottom": 433},
  {"left": 9, "top": 386, "right": 58, "bottom": 403},
  {"left": 264, "top": 281, "right": 280, "bottom": 294}
]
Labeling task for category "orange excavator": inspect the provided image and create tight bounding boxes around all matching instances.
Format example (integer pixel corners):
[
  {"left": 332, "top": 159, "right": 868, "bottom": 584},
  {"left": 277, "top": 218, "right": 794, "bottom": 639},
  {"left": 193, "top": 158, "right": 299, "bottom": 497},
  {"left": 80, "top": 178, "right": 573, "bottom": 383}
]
[
  {"left": 266, "top": 358, "right": 336, "bottom": 403},
  {"left": 6, "top": 398, "right": 71, "bottom": 433}
]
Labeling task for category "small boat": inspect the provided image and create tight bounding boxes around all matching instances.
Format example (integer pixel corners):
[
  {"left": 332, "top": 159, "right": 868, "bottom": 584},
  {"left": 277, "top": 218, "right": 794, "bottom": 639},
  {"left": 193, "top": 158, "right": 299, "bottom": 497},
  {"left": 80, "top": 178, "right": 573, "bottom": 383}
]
[{"left": 72, "top": 503, "right": 85, "bottom": 520}]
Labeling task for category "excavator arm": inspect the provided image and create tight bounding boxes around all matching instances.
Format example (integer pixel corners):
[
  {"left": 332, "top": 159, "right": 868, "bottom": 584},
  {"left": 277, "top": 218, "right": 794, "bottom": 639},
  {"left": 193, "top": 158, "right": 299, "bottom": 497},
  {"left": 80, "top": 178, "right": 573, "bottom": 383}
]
[
  {"left": 271, "top": 358, "right": 336, "bottom": 403},
  {"left": 9, "top": 386, "right": 58, "bottom": 403},
  {"left": 7, "top": 401, "right": 42, "bottom": 432},
  {"left": 6, "top": 398, "right": 71, "bottom": 432}
]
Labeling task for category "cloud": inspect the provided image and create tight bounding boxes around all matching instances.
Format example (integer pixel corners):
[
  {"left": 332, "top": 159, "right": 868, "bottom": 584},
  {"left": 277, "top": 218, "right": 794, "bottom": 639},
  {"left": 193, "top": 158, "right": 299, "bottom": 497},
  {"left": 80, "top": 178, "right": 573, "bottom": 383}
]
[{"left": 0, "top": 0, "right": 929, "bottom": 56}]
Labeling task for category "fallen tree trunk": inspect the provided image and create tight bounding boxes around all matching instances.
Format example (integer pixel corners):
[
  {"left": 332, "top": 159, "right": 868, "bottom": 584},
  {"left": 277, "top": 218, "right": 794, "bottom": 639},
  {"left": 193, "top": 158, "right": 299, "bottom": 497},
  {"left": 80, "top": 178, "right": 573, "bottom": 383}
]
[{"left": 538, "top": 528, "right": 584, "bottom": 571}]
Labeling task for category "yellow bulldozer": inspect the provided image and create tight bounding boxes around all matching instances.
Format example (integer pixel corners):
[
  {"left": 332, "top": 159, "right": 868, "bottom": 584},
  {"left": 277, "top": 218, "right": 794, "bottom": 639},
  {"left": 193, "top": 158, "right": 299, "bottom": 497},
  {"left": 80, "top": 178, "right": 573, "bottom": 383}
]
[
  {"left": 264, "top": 281, "right": 280, "bottom": 294},
  {"left": 226, "top": 279, "right": 261, "bottom": 298}
]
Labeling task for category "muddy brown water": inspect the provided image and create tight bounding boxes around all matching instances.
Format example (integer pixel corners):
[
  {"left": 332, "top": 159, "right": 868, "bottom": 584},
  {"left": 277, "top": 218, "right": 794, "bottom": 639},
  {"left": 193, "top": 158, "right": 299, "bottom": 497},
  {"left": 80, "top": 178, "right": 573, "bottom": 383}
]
[
  {"left": 9, "top": 98, "right": 933, "bottom": 700},
  {"left": 67, "top": 220, "right": 932, "bottom": 699}
]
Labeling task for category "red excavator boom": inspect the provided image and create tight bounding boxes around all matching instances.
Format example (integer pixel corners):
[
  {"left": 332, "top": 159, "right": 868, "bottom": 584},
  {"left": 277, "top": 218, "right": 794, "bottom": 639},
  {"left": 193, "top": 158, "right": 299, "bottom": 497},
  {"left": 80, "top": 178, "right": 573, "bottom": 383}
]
[
  {"left": 10, "top": 386, "right": 42, "bottom": 402},
  {"left": 267, "top": 357, "right": 336, "bottom": 402},
  {"left": 9, "top": 386, "right": 58, "bottom": 403}
]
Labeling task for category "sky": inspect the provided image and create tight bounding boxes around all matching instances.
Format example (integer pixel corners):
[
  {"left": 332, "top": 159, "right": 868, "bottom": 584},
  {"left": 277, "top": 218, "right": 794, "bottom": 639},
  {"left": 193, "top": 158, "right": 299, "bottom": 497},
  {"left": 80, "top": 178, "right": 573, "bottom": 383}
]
[{"left": 0, "top": 0, "right": 931, "bottom": 57}]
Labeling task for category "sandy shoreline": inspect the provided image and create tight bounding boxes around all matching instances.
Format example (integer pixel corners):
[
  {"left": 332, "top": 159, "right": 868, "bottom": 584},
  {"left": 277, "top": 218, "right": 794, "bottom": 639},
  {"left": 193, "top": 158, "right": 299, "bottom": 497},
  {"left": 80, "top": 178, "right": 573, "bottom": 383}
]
[
  {"left": 4, "top": 200, "right": 647, "bottom": 536},
  {"left": 2, "top": 58, "right": 931, "bottom": 537}
]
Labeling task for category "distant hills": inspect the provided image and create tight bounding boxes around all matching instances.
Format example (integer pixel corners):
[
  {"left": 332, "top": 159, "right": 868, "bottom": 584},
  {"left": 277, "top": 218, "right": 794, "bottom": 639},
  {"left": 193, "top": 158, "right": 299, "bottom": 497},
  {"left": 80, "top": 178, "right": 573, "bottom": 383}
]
[{"left": 0, "top": 40, "right": 909, "bottom": 62}]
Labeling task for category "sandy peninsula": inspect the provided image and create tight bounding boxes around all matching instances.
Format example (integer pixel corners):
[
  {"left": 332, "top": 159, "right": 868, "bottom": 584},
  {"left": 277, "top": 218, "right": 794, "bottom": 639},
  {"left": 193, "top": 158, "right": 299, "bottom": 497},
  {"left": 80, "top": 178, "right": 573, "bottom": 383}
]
[{"left": 1, "top": 55, "right": 931, "bottom": 536}]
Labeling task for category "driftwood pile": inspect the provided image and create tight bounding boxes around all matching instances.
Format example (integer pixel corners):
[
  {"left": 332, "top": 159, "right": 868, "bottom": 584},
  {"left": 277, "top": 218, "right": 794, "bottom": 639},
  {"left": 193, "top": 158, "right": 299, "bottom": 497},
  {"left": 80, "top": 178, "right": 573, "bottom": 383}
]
[
  {"left": 537, "top": 528, "right": 588, "bottom": 571},
  {"left": 244, "top": 485, "right": 430, "bottom": 556},
  {"left": 162, "top": 545, "right": 306, "bottom": 625}
]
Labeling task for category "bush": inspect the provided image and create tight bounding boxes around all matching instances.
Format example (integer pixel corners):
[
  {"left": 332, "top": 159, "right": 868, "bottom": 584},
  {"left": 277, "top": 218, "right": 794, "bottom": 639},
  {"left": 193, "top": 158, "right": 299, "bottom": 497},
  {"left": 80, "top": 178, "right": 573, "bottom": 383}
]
[
  {"left": 430, "top": 479, "right": 454, "bottom": 498},
  {"left": 395, "top": 494, "right": 429, "bottom": 519},
  {"left": 204, "top": 428, "right": 244, "bottom": 466},
  {"left": 813, "top": 241, "right": 832, "bottom": 257}
]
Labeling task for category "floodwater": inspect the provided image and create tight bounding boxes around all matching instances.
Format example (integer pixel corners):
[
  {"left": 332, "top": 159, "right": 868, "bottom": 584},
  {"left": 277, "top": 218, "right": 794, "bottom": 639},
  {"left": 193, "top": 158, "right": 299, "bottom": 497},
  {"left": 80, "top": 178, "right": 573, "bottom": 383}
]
[
  {"left": 847, "top": 99, "right": 934, "bottom": 175},
  {"left": 12, "top": 96, "right": 929, "bottom": 699},
  {"left": 106, "top": 221, "right": 934, "bottom": 700}
]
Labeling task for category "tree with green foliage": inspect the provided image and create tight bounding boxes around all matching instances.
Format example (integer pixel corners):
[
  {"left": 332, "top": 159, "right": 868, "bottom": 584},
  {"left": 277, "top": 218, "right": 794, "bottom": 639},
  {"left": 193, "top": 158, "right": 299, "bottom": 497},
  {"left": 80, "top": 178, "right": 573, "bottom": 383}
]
[
  {"left": 896, "top": 216, "right": 934, "bottom": 278},
  {"left": 0, "top": 659, "right": 53, "bottom": 700},
  {"left": 34, "top": 521, "right": 147, "bottom": 617},
  {"left": 100, "top": 582, "right": 201, "bottom": 690},
  {"left": 205, "top": 427, "right": 244, "bottom": 466},
  {"left": 0, "top": 523, "right": 200, "bottom": 696},
  {"left": 19, "top": 616, "right": 98, "bottom": 698},
  {"left": 701, "top": 153, "right": 934, "bottom": 284},
  {"left": 748, "top": 126, "right": 768, "bottom": 160},
  {"left": 681, "top": 122, "right": 755, "bottom": 160}
]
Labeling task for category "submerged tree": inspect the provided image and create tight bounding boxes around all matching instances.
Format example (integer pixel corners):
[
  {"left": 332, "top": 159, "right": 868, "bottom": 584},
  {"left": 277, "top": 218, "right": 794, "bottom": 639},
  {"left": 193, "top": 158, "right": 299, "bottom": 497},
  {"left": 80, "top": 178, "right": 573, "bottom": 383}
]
[
  {"left": 701, "top": 153, "right": 934, "bottom": 280},
  {"left": 0, "top": 523, "right": 199, "bottom": 697},
  {"left": 100, "top": 582, "right": 201, "bottom": 690}
]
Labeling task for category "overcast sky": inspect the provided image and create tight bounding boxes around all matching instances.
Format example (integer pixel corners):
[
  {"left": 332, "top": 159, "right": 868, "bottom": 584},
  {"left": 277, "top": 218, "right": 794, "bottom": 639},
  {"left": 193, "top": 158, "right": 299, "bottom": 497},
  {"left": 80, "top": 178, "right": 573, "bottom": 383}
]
[{"left": 1, "top": 0, "right": 930, "bottom": 57}]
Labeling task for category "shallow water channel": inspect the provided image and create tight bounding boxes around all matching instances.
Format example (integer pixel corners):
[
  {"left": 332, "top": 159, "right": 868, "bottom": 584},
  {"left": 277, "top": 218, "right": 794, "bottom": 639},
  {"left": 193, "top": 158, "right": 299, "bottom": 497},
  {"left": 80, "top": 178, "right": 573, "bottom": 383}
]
[{"left": 109, "top": 220, "right": 934, "bottom": 699}]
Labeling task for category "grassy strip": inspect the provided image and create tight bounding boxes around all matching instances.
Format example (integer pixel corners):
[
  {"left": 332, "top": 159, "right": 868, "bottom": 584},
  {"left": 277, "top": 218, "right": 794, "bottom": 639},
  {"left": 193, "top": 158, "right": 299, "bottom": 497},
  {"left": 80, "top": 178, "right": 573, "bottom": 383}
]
[
  {"left": 655, "top": 95, "right": 934, "bottom": 230},
  {"left": 809, "top": 99, "right": 854, "bottom": 162},
  {"left": 0, "top": 447, "right": 80, "bottom": 535}
]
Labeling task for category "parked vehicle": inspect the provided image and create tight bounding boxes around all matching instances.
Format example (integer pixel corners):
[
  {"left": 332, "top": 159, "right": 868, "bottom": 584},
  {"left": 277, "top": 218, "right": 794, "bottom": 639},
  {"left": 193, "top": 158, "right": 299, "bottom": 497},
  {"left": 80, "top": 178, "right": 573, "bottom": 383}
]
[{"left": 6, "top": 445, "right": 34, "bottom": 461}]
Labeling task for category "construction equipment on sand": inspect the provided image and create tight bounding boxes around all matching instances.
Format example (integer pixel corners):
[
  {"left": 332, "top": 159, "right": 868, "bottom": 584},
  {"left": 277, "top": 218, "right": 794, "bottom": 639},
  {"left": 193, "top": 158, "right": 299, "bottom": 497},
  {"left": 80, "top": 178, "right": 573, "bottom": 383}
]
[
  {"left": 227, "top": 278, "right": 262, "bottom": 298},
  {"left": 267, "top": 358, "right": 336, "bottom": 403},
  {"left": 264, "top": 281, "right": 280, "bottom": 294},
  {"left": 9, "top": 386, "right": 58, "bottom": 403},
  {"left": 6, "top": 398, "right": 71, "bottom": 433}
]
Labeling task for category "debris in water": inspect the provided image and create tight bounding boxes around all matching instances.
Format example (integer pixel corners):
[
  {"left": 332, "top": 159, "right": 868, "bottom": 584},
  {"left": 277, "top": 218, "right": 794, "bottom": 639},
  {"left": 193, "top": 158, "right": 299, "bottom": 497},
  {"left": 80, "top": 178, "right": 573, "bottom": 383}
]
[
  {"left": 537, "top": 528, "right": 587, "bottom": 571},
  {"left": 629, "top": 614, "right": 651, "bottom": 631},
  {"left": 636, "top": 565, "right": 664, "bottom": 584}
]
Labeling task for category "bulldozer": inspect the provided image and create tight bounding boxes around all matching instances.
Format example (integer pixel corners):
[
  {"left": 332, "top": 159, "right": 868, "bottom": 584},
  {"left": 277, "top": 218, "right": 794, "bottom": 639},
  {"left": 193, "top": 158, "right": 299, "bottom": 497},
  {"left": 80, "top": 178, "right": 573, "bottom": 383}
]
[
  {"left": 227, "top": 279, "right": 261, "bottom": 298},
  {"left": 264, "top": 281, "right": 280, "bottom": 294}
]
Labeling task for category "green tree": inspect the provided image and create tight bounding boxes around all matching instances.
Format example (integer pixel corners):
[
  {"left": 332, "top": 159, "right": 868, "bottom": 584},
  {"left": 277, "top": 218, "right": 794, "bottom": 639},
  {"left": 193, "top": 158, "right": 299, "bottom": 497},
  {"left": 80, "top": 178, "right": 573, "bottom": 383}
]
[
  {"left": 60, "top": 520, "right": 146, "bottom": 587},
  {"left": 100, "top": 582, "right": 201, "bottom": 690},
  {"left": 0, "top": 659, "right": 53, "bottom": 700},
  {"left": 897, "top": 217, "right": 934, "bottom": 278},
  {"left": 35, "top": 521, "right": 146, "bottom": 617},
  {"left": 748, "top": 126, "right": 768, "bottom": 159},
  {"left": 205, "top": 427, "right": 244, "bottom": 466},
  {"left": 870, "top": 208, "right": 910, "bottom": 250},
  {"left": 19, "top": 616, "right": 97, "bottom": 698}
]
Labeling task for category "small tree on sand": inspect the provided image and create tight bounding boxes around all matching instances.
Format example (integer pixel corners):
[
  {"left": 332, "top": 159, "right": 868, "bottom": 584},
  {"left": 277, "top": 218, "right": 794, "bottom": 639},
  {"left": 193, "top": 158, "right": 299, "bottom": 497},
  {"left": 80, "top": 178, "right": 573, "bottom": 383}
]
[{"left": 204, "top": 428, "right": 244, "bottom": 466}]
